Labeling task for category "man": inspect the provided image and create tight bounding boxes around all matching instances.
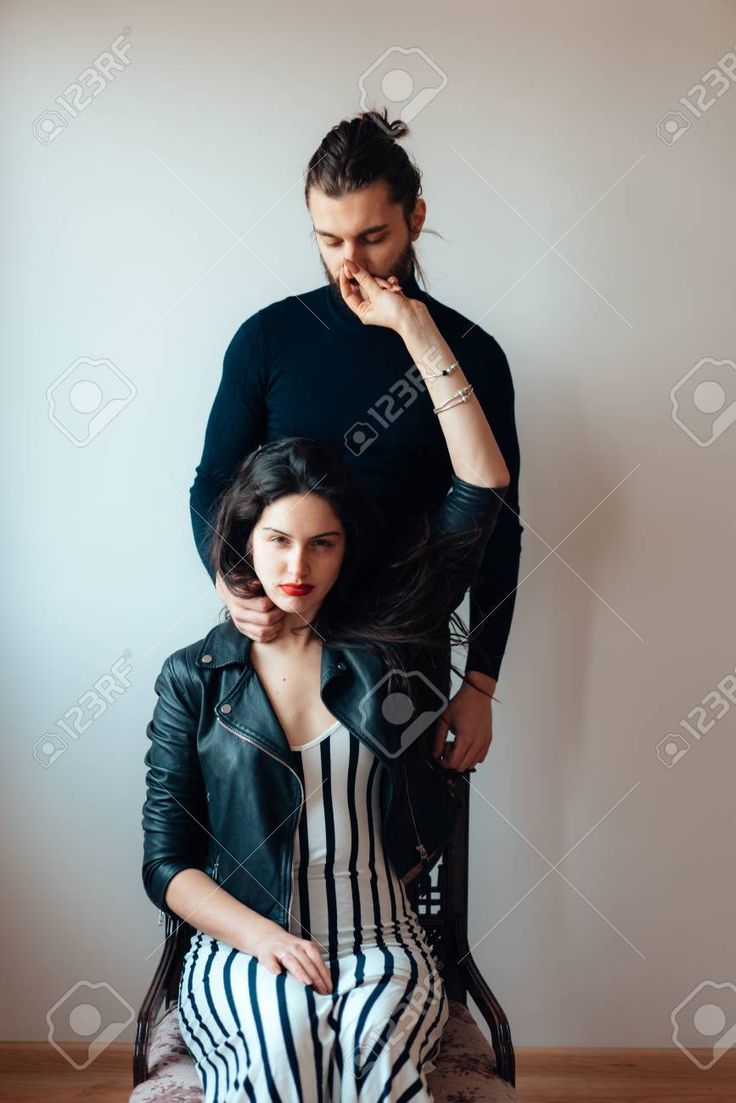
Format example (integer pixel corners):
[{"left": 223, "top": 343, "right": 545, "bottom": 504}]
[{"left": 190, "top": 110, "right": 522, "bottom": 773}]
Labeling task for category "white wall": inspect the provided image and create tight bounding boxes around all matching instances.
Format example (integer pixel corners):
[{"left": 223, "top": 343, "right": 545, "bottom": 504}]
[{"left": 4, "top": 0, "right": 735, "bottom": 1066}]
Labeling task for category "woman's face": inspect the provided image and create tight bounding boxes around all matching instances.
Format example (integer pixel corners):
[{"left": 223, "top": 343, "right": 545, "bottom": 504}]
[{"left": 250, "top": 493, "right": 346, "bottom": 618}]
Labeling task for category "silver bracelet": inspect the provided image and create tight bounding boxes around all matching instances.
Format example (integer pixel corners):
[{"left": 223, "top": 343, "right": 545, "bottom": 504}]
[
  {"left": 420, "top": 359, "right": 459, "bottom": 382},
  {"left": 433, "top": 383, "right": 475, "bottom": 415}
]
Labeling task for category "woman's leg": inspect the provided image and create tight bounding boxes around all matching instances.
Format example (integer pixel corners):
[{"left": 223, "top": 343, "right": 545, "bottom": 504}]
[{"left": 178, "top": 930, "right": 334, "bottom": 1103}]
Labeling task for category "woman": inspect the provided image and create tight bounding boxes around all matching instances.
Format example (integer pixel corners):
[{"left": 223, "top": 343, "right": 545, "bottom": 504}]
[{"left": 142, "top": 259, "right": 511, "bottom": 1102}]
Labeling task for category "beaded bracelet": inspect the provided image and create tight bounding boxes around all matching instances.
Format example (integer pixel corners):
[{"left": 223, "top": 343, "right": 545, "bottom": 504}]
[
  {"left": 433, "top": 383, "right": 475, "bottom": 415},
  {"left": 420, "top": 359, "right": 459, "bottom": 382}
]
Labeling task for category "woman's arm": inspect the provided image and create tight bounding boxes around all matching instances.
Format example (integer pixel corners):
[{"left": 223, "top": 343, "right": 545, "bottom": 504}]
[
  {"left": 340, "top": 260, "right": 510, "bottom": 490},
  {"left": 398, "top": 304, "right": 510, "bottom": 490},
  {"left": 164, "top": 867, "right": 274, "bottom": 950},
  {"left": 142, "top": 654, "right": 211, "bottom": 920}
]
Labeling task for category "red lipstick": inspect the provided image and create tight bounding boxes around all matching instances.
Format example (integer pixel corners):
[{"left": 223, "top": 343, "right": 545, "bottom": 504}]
[{"left": 280, "top": 583, "right": 314, "bottom": 597}]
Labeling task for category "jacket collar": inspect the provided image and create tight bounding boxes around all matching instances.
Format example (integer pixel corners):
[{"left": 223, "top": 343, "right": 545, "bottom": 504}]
[
  {"left": 194, "top": 617, "right": 445, "bottom": 763},
  {"left": 195, "top": 616, "right": 350, "bottom": 690}
]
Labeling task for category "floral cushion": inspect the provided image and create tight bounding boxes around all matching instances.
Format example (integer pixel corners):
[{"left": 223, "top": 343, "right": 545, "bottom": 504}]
[{"left": 129, "top": 999, "right": 522, "bottom": 1102}]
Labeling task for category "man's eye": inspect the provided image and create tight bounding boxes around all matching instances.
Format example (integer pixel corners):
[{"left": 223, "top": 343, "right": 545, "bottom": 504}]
[{"left": 326, "top": 237, "right": 387, "bottom": 248}]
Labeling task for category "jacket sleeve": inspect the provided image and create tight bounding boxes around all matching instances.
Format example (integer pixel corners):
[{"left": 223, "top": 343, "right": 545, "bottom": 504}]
[
  {"left": 189, "top": 311, "right": 269, "bottom": 583},
  {"left": 141, "top": 654, "right": 210, "bottom": 920},
  {"left": 427, "top": 473, "right": 508, "bottom": 623}
]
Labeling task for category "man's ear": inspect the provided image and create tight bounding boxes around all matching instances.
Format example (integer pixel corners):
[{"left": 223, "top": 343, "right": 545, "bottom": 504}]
[{"left": 410, "top": 197, "right": 427, "bottom": 239}]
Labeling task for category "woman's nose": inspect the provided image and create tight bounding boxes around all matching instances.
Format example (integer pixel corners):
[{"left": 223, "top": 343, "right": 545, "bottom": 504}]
[{"left": 288, "top": 547, "right": 309, "bottom": 580}]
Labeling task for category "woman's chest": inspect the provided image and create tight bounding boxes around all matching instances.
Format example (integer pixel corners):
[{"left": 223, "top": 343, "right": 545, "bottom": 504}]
[{"left": 252, "top": 654, "right": 337, "bottom": 750}]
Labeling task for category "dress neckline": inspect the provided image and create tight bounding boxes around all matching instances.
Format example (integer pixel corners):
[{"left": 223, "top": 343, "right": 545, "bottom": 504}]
[{"left": 290, "top": 718, "right": 342, "bottom": 753}]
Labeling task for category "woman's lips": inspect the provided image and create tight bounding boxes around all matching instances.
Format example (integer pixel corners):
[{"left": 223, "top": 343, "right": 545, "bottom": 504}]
[{"left": 280, "top": 583, "right": 314, "bottom": 596}]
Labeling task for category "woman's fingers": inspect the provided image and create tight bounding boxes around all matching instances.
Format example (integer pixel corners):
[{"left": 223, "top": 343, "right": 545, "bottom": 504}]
[
  {"left": 303, "top": 941, "right": 333, "bottom": 992},
  {"left": 279, "top": 949, "right": 313, "bottom": 989},
  {"left": 338, "top": 263, "right": 365, "bottom": 313},
  {"left": 283, "top": 945, "right": 331, "bottom": 994}
]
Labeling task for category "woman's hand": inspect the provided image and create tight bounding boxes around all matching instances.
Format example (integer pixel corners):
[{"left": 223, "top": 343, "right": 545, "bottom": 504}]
[
  {"left": 338, "top": 259, "right": 418, "bottom": 332},
  {"left": 251, "top": 922, "right": 333, "bottom": 995}
]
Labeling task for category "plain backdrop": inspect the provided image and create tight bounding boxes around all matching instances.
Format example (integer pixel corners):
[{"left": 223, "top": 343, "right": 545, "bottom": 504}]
[{"left": 3, "top": 0, "right": 735, "bottom": 1056}]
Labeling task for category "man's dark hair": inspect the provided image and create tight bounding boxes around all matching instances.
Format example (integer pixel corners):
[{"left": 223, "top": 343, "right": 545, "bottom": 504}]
[{"left": 304, "top": 108, "right": 433, "bottom": 287}]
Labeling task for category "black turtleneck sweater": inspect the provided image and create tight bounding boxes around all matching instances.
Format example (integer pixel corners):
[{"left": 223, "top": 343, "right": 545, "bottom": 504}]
[{"left": 189, "top": 271, "right": 522, "bottom": 682}]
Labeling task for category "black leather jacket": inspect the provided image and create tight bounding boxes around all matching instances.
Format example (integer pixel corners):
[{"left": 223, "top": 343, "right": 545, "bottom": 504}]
[{"left": 142, "top": 474, "right": 507, "bottom": 927}]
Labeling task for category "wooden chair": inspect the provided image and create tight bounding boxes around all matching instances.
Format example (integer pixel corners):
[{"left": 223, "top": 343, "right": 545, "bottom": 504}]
[{"left": 131, "top": 779, "right": 519, "bottom": 1101}]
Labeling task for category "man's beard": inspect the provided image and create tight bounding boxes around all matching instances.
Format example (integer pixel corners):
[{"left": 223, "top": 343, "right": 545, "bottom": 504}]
[{"left": 321, "top": 240, "right": 416, "bottom": 300}]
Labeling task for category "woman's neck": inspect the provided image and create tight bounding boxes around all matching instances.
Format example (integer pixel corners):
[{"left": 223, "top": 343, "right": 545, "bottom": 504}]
[{"left": 251, "top": 617, "right": 323, "bottom": 665}]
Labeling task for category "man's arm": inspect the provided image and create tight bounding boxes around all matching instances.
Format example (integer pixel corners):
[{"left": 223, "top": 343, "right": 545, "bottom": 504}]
[
  {"left": 465, "top": 338, "right": 523, "bottom": 684},
  {"left": 190, "top": 311, "right": 268, "bottom": 582}
]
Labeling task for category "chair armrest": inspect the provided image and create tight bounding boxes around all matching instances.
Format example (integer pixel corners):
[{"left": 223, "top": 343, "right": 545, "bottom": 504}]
[
  {"left": 451, "top": 914, "right": 516, "bottom": 1086},
  {"left": 133, "top": 915, "right": 185, "bottom": 1086}
]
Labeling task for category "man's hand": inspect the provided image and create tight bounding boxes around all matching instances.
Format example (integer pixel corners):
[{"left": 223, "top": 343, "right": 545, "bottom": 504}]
[
  {"left": 432, "top": 671, "right": 497, "bottom": 772},
  {"left": 215, "top": 570, "right": 285, "bottom": 643}
]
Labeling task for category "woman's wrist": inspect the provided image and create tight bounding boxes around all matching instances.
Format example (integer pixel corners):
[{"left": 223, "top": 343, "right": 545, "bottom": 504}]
[{"left": 396, "top": 299, "right": 435, "bottom": 350}]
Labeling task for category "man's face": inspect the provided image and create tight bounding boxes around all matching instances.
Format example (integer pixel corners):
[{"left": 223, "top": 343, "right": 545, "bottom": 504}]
[{"left": 308, "top": 178, "right": 425, "bottom": 293}]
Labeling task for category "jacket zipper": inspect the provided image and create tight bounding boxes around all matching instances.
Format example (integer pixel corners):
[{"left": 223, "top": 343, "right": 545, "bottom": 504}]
[
  {"left": 403, "top": 762, "right": 433, "bottom": 865},
  {"left": 216, "top": 716, "right": 304, "bottom": 927}
]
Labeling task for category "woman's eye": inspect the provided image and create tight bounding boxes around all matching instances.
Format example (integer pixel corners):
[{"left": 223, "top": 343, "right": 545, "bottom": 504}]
[{"left": 315, "top": 539, "right": 334, "bottom": 548}]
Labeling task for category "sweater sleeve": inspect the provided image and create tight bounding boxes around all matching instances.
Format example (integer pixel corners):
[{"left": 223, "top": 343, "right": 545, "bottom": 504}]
[
  {"left": 464, "top": 339, "right": 523, "bottom": 682},
  {"left": 190, "top": 312, "right": 269, "bottom": 582}
]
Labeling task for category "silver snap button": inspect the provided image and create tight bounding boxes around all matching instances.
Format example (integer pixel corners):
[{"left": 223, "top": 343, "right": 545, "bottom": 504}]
[
  {"left": 221, "top": 703, "right": 232, "bottom": 714},
  {"left": 202, "top": 654, "right": 213, "bottom": 663},
  {"left": 337, "top": 662, "right": 346, "bottom": 670}
]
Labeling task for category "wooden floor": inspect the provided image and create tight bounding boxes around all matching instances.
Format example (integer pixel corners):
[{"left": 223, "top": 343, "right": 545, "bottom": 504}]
[{"left": 1, "top": 1043, "right": 735, "bottom": 1101}]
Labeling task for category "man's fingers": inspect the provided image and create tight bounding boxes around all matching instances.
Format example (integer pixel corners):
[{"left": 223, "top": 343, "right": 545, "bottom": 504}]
[
  {"left": 234, "top": 604, "right": 284, "bottom": 626},
  {"left": 432, "top": 715, "right": 450, "bottom": 758}
]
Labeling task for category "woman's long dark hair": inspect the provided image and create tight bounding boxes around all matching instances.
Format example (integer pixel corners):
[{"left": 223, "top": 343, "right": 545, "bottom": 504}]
[{"left": 209, "top": 439, "right": 498, "bottom": 699}]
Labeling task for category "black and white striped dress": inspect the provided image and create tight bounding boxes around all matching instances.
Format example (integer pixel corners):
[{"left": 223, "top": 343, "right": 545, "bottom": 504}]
[{"left": 178, "top": 719, "right": 449, "bottom": 1101}]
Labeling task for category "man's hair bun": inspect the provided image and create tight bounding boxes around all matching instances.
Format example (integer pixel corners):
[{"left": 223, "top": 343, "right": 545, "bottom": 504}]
[{"left": 364, "top": 107, "right": 409, "bottom": 142}]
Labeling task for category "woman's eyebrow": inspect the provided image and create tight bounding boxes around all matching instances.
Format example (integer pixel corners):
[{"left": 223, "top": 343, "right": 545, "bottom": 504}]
[{"left": 262, "top": 527, "right": 342, "bottom": 538}]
